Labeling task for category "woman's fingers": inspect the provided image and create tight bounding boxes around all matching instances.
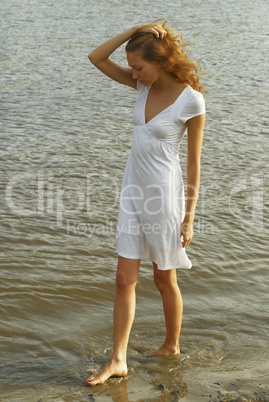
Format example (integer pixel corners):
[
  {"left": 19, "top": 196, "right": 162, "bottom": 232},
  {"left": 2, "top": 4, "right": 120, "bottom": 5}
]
[
  {"left": 152, "top": 24, "right": 167, "bottom": 38},
  {"left": 181, "top": 222, "right": 194, "bottom": 248},
  {"left": 181, "top": 237, "right": 191, "bottom": 248},
  {"left": 139, "top": 24, "right": 167, "bottom": 38}
]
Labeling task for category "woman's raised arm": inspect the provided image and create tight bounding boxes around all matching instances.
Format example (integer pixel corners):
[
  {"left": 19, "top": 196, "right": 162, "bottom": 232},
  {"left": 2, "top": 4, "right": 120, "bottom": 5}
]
[
  {"left": 88, "top": 27, "right": 138, "bottom": 89},
  {"left": 88, "top": 23, "right": 167, "bottom": 89}
]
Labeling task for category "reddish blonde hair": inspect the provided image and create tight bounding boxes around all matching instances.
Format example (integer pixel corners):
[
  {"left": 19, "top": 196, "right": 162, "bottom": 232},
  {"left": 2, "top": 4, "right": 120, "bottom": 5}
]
[{"left": 125, "top": 20, "right": 204, "bottom": 93}]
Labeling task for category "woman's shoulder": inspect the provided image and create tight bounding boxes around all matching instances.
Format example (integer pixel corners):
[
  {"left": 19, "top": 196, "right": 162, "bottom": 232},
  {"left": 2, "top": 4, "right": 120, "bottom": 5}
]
[
  {"left": 186, "top": 85, "right": 204, "bottom": 101},
  {"left": 184, "top": 85, "right": 205, "bottom": 110},
  {"left": 178, "top": 85, "right": 205, "bottom": 122}
]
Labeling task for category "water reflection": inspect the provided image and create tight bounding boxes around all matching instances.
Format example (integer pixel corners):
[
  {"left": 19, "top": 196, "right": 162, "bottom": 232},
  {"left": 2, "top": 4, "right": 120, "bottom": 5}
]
[{"left": 87, "top": 356, "right": 188, "bottom": 401}]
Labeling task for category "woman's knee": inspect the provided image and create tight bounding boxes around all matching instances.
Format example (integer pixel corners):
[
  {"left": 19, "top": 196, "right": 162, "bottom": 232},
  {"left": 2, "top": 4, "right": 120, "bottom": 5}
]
[
  {"left": 116, "top": 257, "right": 140, "bottom": 289},
  {"left": 116, "top": 271, "right": 136, "bottom": 289},
  {"left": 153, "top": 267, "right": 178, "bottom": 293},
  {"left": 154, "top": 276, "right": 167, "bottom": 293}
]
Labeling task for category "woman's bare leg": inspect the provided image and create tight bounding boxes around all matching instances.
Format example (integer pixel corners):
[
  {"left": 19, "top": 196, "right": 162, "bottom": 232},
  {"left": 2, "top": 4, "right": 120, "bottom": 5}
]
[
  {"left": 148, "top": 263, "right": 183, "bottom": 355},
  {"left": 86, "top": 256, "right": 140, "bottom": 385}
]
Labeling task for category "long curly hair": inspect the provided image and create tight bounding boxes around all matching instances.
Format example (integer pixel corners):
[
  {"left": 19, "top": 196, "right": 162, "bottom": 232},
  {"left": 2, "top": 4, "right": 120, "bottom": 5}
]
[{"left": 125, "top": 20, "right": 204, "bottom": 93}]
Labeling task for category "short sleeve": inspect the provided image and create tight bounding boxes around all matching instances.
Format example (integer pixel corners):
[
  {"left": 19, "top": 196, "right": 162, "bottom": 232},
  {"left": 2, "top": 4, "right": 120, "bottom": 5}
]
[{"left": 179, "top": 89, "right": 206, "bottom": 123}]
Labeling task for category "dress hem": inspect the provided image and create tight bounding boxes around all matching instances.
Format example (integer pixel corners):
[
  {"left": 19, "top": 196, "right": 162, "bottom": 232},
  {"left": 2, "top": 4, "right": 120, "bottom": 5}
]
[{"left": 117, "top": 252, "right": 192, "bottom": 270}]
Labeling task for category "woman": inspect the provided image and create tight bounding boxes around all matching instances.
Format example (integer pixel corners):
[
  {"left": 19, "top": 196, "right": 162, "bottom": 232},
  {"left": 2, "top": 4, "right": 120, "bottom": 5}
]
[{"left": 86, "top": 19, "right": 205, "bottom": 386}]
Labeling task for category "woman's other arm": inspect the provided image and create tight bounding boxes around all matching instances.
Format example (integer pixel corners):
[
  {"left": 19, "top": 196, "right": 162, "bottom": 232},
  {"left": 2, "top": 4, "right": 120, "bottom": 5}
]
[{"left": 181, "top": 113, "right": 205, "bottom": 248}]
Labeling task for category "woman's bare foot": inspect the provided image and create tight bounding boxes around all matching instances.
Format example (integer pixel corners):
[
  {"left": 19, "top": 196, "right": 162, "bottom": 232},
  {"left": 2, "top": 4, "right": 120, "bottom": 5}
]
[
  {"left": 147, "top": 344, "right": 180, "bottom": 357},
  {"left": 85, "top": 361, "right": 128, "bottom": 386}
]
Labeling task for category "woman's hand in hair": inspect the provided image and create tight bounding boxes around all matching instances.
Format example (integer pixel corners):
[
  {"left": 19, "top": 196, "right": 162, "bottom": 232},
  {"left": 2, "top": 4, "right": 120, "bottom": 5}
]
[{"left": 137, "top": 22, "right": 167, "bottom": 39}]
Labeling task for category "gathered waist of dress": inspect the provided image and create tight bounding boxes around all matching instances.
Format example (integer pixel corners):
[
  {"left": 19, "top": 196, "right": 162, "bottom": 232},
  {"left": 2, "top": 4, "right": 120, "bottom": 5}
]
[{"left": 132, "top": 128, "right": 180, "bottom": 158}]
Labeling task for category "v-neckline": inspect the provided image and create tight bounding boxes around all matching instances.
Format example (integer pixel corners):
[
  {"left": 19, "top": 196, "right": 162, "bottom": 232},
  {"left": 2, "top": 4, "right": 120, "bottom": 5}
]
[{"left": 144, "top": 85, "right": 189, "bottom": 125}]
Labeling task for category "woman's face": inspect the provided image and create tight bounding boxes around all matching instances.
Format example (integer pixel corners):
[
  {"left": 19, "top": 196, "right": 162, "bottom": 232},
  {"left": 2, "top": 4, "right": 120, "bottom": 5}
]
[{"left": 127, "top": 51, "right": 160, "bottom": 86}]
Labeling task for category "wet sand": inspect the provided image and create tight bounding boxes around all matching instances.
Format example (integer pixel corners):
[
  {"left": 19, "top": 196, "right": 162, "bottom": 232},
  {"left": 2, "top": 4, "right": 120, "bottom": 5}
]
[
  {"left": 183, "top": 369, "right": 269, "bottom": 402},
  {"left": 1, "top": 367, "right": 268, "bottom": 401},
  {"left": 86, "top": 366, "right": 269, "bottom": 402}
]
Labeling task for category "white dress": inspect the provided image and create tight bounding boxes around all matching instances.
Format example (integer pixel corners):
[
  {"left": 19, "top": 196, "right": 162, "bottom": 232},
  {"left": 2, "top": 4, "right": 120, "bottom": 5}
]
[{"left": 116, "top": 82, "right": 205, "bottom": 270}]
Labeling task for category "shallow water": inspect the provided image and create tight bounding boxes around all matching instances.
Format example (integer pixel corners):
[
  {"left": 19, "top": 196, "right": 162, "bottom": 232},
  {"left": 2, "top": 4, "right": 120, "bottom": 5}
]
[{"left": 0, "top": 0, "right": 269, "bottom": 401}]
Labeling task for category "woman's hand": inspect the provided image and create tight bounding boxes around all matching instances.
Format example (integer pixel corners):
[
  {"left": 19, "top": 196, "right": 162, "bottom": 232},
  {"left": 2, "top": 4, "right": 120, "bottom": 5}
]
[
  {"left": 137, "top": 20, "right": 167, "bottom": 38},
  {"left": 180, "top": 221, "right": 194, "bottom": 248}
]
